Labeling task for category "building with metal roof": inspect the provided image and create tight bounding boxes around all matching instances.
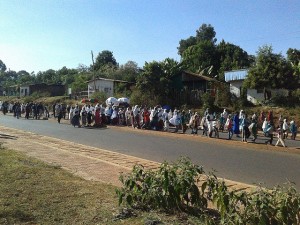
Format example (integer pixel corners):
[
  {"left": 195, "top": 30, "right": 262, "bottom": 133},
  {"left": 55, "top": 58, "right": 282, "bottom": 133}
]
[
  {"left": 224, "top": 69, "right": 248, "bottom": 82},
  {"left": 224, "top": 69, "right": 289, "bottom": 104}
]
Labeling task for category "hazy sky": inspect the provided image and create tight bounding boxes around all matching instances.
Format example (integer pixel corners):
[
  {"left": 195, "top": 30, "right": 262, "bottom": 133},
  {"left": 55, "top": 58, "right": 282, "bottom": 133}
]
[{"left": 0, "top": 0, "right": 299, "bottom": 73}]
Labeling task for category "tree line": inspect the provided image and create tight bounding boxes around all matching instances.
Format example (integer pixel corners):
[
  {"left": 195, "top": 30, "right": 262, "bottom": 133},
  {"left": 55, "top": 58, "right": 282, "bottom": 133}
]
[{"left": 1, "top": 23, "right": 299, "bottom": 106}]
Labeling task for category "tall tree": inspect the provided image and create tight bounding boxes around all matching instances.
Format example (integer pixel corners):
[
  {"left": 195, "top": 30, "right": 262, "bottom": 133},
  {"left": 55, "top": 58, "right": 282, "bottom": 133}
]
[
  {"left": 17, "top": 70, "right": 33, "bottom": 84},
  {"left": 244, "top": 45, "right": 296, "bottom": 90},
  {"left": 217, "top": 40, "right": 253, "bottom": 79},
  {"left": 287, "top": 48, "right": 300, "bottom": 65},
  {"left": 177, "top": 24, "right": 255, "bottom": 80},
  {"left": 94, "top": 50, "right": 118, "bottom": 71},
  {"left": 71, "top": 74, "right": 89, "bottom": 93},
  {"left": 196, "top": 23, "right": 217, "bottom": 44},
  {"left": 178, "top": 36, "right": 197, "bottom": 56},
  {"left": 117, "top": 61, "right": 141, "bottom": 82},
  {"left": 177, "top": 23, "right": 216, "bottom": 56},
  {"left": 57, "top": 66, "right": 79, "bottom": 85},
  {"left": 5, "top": 70, "right": 18, "bottom": 80},
  {"left": 0, "top": 60, "right": 7, "bottom": 72},
  {"left": 136, "top": 58, "right": 181, "bottom": 103},
  {"left": 181, "top": 40, "right": 218, "bottom": 76},
  {"left": 178, "top": 24, "right": 220, "bottom": 76},
  {"left": 35, "top": 69, "right": 58, "bottom": 84},
  {"left": 0, "top": 70, "right": 17, "bottom": 91},
  {"left": 287, "top": 48, "right": 300, "bottom": 78}
]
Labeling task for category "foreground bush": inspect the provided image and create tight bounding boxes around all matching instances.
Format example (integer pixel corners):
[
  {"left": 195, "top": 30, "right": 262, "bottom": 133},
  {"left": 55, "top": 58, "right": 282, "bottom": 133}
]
[
  {"left": 116, "top": 157, "right": 207, "bottom": 212},
  {"left": 116, "top": 157, "right": 300, "bottom": 224}
]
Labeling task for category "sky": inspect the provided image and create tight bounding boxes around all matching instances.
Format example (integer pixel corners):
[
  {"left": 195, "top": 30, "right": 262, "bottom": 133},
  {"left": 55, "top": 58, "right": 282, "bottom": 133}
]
[{"left": 0, "top": 0, "right": 299, "bottom": 73}]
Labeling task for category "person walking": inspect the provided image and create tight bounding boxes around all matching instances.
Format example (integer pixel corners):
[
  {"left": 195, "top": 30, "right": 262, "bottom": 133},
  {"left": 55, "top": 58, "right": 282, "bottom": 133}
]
[
  {"left": 25, "top": 103, "right": 31, "bottom": 119},
  {"left": 125, "top": 107, "right": 132, "bottom": 127},
  {"left": 132, "top": 105, "right": 140, "bottom": 129},
  {"left": 93, "top": 104, "right": 101, "bottom": 127},
  {"left": 225, "top": 115, "right": 233, "bottom": 140},
  {"left": 265, "top": 122, "right": 274, "bottom": 145},
  {"left": 290, "top": 120, "right": 297, "bottom": 140},
  {"left": 52, "top": 103, "right": 56, "bottom": 118},
  {"left": 80, "top": 106, "right": 87, "bottom": 127},
  {"left": 162, "top": 109, "right": 170, "bottom": 132},
  {"left": 141, "top": 107, "right": 150, "bottom": 129},
  {"left": 110, "top": 106, "right": 118, "bottom": 125},
  {"left": 72, "top": 106, "right": 81, "bottom": 128},
  {"left": 267, "top": 110, "right": 274, "bottom": 126},
  {"left": 57, "top": 104, "right": 63, "bottom": 124},
  {"left": 249, "top": 117, "right": 258, "bottom": 142},
  {"left": 181, "top": 111, "right": 187, "bottom": 134},
  {"left": 87, "top": 106, "right": 93, "bottom": 127},
  {"left": 15, "top": 103, "right": 21, "bottom": 119},
  {"left": 262, "top": 118, "right": 268, "bottom": 136},
  {"left": 200, "top": 115, "right": 208, "bottom": 136},
  {"left": 241, "top": 115, "right": 250, "bottom": 142},
  {"left": 282, "top": 119, "right": 289, "bottom": 139},
  {"left": 233, "top": 112, "right": 240, "bottom": 137},
  {"left": 275, "top": 126, "right": 286, "bottom": 147},
  {"left": 190, "top": 112, "right": 200, "bottom": 135}
]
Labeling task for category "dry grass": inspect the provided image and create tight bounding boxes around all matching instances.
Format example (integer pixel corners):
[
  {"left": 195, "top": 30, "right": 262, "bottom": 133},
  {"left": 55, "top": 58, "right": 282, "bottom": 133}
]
[
  {"left": 0, "top": 148, "right": 117, "bottom": 224},
  {"left": 0, "top": 148, "right": 204, "bottom": 225}
]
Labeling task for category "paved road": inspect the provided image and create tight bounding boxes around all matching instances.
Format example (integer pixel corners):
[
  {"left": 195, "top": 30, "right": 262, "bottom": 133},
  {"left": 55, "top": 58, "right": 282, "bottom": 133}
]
[{"left": 0, "top": 115, "right": 300, "bottom": 189}]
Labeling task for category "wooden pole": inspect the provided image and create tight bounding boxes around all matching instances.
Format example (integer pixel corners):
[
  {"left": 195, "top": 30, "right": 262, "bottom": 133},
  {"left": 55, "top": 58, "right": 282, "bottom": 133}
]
[{"left": 91, "top": 51, "right": 96, "bottom": 91}]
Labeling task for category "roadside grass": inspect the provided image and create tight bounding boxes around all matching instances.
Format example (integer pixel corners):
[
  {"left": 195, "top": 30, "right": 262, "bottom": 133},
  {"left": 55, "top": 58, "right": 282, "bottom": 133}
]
[{"left": 0, "top": 148, "right": 204, "bottom": 225}]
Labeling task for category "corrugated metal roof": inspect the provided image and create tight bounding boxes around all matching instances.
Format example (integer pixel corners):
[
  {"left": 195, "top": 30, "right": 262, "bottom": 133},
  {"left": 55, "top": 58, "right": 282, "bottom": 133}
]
[
  {"left": 183, "top": 71, "right": 214, "bottom": 81},
  {"left": 87, "top": 77, "right": 134, "bottom": 84},
  {"left": 183, "top": 71, "right": 224, "bottom": 83},
  {"left": 224, "top": 69, "right": 248, "bottom": 82}
]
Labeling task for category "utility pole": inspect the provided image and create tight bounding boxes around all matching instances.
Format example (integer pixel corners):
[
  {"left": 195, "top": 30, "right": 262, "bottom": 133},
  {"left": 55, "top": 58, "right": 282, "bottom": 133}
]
[{"left": 91, "top": 50, "right": 96, "bottom": 92}]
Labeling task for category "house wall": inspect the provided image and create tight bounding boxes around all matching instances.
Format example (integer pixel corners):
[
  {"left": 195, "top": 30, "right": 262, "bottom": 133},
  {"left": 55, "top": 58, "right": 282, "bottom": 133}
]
[
  {"left": 20, "top": 86, "right": 30, "bottom": 97},
  {"left": 247, "top": 89, "right": 289, "bottom": 105},
  {"left": 246, "top": 89, "right": 264, "bottom": 104},
  {"left": 226, "top": 69, "right": 290, "bottom": 105},
  {"left": 88, "top": 80, "right": 114, "bottom": 98},
  {"left": 229, "top": 80, "right": 243, "bottom": 97},
  {"left": 28, "top": 84, "right": 65, "bottom": 97}
]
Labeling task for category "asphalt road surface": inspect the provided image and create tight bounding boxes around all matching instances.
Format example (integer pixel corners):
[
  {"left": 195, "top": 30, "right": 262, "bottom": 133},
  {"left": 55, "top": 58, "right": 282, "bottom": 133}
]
[{"left": 0, "top": 115, "right": 300, "bottom": 189}]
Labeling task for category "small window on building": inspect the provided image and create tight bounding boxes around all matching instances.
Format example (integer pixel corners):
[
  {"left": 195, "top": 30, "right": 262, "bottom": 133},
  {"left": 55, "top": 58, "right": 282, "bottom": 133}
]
[
  {"left": 21, "top": 89, "right": 23, "bottom": 93},
  {"left": 257, "top": 89, "right": 263, "bottom": 93},
  {"left": 104, "top": 87, "right": 110, "bottom": 93}
]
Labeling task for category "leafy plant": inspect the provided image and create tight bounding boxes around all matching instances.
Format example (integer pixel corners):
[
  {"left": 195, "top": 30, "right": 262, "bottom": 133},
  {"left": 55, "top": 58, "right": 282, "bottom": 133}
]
[
  {"left": 116, "top": 158, "right": 300, "bottom": 224},
  {"left": 90, "top": 91, "right": 107, "bottom": 104},
  {"left": 116, "top": 157, "right": 206, "bottom": 212}
]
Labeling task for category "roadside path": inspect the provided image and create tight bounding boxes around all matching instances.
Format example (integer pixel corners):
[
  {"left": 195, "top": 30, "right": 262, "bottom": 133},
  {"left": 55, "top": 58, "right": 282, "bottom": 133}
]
[{"left": 0, "top": 125, "right": 255, "bottom": 192}]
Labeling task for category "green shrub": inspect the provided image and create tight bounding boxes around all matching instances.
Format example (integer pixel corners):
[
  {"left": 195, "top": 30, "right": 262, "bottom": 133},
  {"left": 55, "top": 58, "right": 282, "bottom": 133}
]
[
  {"left": 215, "top": 84, "right": 232, "bottom": 108},
  {"left": 116, "top": 158, "right": 300, "bottom": 224},
  {"left": 130, "top": 88, "right": 161, "bottom": 106},
  {"left": 23, "top": 95, "right": 35, "bottom": 103},
  {"left": 202, "top": 92, "right": 215, "bottom": 110},
  {"left": 30, "top": 91, "right": 51, "bottom": 98},
  {"left": 270, "top": 90, "right": 300, "bottom": 107},
  {"left": 90, "top": 91, "right": 107, "bottom": 104},
  {"left": 116, "top": 157, "right": 206, "bottom": 212}
]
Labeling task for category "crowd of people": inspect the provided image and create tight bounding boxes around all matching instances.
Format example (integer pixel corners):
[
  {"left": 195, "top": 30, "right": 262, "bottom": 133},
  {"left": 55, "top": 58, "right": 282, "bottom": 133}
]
[
  {"left": 51, "top": 102, "right": 297, "bottom": 147},
  {"left": 1, "top": 100, "right": 298, "bottom": 147},
  {"left": 0, "top": 101, "right": 49, "bottom": 119}
]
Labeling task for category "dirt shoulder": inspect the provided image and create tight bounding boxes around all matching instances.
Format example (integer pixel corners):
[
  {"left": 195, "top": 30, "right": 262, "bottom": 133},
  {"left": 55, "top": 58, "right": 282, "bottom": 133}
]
[{"left": 0, "top": 124, "right": 256, "bottom": 192}]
